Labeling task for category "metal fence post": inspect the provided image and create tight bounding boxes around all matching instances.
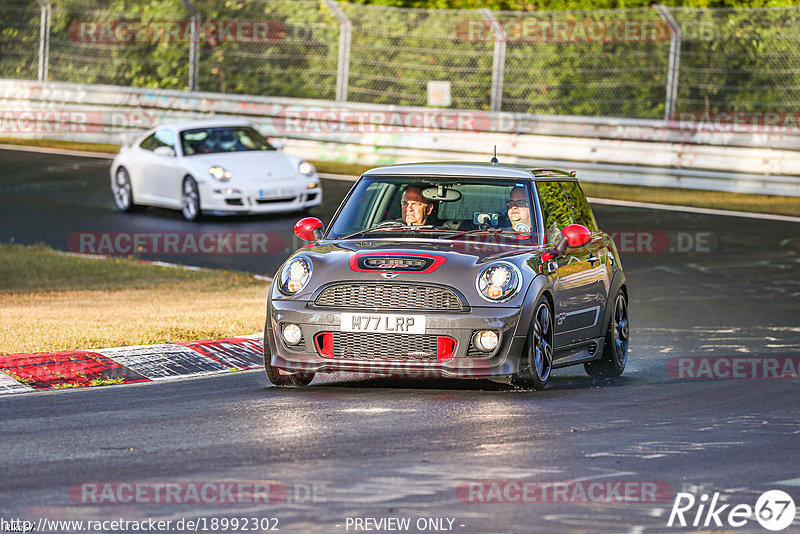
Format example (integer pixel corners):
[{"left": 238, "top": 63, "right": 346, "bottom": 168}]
[
  {"left": 325, "top": 0, "right": 351, "bottom": 103},
  {"left": 35, "top": 0, "right": 50, "bottom": 82},
  {"left": 480, "top": 8, "right": 505, "bottom": 112},
  {"left": 655, "top": 4, "right": 681, "bottom": 121},
  {"left": 180, "top": 0, "right": 200, "bottom": 91}
]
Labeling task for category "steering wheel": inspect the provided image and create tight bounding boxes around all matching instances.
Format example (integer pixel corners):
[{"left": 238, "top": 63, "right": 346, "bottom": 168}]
[{"left": 375, "top": 220, "right": 405, "bottom": 228}]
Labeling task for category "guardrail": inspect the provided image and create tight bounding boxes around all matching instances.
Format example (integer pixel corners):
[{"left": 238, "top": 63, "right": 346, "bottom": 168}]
[{"left": 1, "top": 79, "right": 799, "bottom": 196}]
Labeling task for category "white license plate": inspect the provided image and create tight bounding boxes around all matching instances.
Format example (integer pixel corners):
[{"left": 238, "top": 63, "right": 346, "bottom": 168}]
[
  {"left": 340, "top": 313, "right": 426, "bottom": 334},
  {"left": 259, "top": 188, "right": 293, "bottom": 198}
]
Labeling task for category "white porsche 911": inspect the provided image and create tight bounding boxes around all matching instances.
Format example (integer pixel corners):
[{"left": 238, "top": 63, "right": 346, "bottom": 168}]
[{"left": 110, "top": 120, "right": 322, "bottom": 221}]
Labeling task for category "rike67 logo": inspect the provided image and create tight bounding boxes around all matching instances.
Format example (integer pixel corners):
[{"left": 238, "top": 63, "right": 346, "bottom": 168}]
[{"left": 668, "top": 490, "right": 796, "bottom": 531}]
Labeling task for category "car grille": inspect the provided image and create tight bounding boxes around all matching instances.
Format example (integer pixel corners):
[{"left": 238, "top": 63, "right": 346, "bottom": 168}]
[
  {"left": 255, "top": 196, "right": 297, "bottom": 204},
  {"left": 330, "top": 332, "right": 439, "bottom": 360},
  {"left": 314, "top": 283, "right": 462, "bottom": 311}
]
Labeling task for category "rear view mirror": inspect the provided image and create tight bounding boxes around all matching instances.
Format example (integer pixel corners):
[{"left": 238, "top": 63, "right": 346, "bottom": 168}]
[{"left": 422, "top": 186, "right": 462, "bottom": 202}]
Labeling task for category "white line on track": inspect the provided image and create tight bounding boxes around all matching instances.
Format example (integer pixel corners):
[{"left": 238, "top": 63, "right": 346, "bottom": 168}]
[
  {"left": 1, "top": 146, "right": 796, "bottom": 222},
  {"left": 320, "top": 172, "right": 800, "bottom": 223},
  {"left": 586, "top": 197, "right": 800, "bottom": 223}
]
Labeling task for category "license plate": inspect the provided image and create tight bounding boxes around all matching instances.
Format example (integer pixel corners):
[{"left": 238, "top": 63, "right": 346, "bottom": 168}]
[
  {"left": 340, "top": 313, "right": 426, "bottom": 334},
  {"left": 259, "top": 188, "right": 293, "bottom": 198}
]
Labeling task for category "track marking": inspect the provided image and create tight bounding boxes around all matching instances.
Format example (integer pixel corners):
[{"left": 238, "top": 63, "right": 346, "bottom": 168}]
[
  {"left": 586, "top": 197, "right": 800, "bottom": 223},
  {"left": 771, "top": 478, "right": 800, "bottom": 487},
  {"left": 1, "top": 146, "right": 795, "bottom": 221}
]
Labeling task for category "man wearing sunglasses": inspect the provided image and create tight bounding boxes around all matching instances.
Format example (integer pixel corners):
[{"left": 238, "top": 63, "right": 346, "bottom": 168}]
[{"left": 507, "top": 186, "right": 532, "bottom": 234}]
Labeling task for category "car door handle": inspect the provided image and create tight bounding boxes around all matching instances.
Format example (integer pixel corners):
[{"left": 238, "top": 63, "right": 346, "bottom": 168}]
[{"left": 587, "top": 254, "right": 599, "bottom": 266}]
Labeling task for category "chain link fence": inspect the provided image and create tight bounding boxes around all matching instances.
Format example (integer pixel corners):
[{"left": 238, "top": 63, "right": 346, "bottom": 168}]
[{"left": 1, "top": 0, "right": 799, "bottom": 120}]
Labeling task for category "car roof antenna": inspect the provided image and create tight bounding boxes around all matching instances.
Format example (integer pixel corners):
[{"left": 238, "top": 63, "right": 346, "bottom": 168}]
[{"left": 490, "top": 145, "right": 498, "bottom": 164}]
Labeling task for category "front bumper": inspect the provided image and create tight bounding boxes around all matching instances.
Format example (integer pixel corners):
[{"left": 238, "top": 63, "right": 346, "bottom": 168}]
[
  {"left": 200, "top": 183, "right": 322, "bottom": 214},
  {"left": 266, "top": 298, "right": 528, "bottom": 379}
]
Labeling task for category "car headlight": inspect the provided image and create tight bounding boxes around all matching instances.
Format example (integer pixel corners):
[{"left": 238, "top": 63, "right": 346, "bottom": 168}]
[
  {"left": 208, "top": 166, "right": 232, "bottom": 181},
  {"left": 279, "top": 256, "right": 313, "bottom": 295},
  {"left": 476, "top": 262, "right": 521, "bottom": 302},
  {"left": 298, "top": 161, "right": 316, "bottom": 176}
]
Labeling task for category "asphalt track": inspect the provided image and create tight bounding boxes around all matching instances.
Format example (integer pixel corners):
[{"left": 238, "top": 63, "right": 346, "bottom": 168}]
[{"left": 1, "top": 148, "right": 800, "bottom": 533}]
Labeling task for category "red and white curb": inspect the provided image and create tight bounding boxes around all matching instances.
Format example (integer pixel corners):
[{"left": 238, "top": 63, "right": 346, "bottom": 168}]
[{"left": 0, "top": 334, "right": 264, "bottom": 395}]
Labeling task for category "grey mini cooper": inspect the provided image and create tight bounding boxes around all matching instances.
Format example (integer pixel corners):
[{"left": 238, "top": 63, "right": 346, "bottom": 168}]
[{"left": 264, "top": 162, "right": 629, "bottom": 389}]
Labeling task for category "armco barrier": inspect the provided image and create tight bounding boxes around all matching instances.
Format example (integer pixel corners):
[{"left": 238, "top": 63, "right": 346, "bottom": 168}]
[{"left": 1, "top": 79, "right": 799, "bottom": 196}]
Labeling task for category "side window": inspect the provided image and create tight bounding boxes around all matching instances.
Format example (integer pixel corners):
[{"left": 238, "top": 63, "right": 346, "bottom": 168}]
[
  {"left": 139, "top": 133, "right": 158, "bottom": 151},
  {"left": 139, "top": 130, "right": 175, "bottom": 152},
  {"left": 536, "top": 181, "right": 574, "bottom": 243},
  {"left": 561, "top": 181, "right": 598, "bottom": 232}
]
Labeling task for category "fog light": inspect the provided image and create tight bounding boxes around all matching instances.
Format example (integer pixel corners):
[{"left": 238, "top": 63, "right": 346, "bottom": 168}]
[
  {"left": 473, "top": 330, "right": 498, "bottom": 352},
  {"left": 214, "top": 187, "right": 241, "bottom": 195},
  {"left": 282, "top": 324, "right": 302, "bottom": 345}
]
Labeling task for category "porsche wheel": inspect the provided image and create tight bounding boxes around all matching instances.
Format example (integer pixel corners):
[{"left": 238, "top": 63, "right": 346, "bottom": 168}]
[
  {"left": 181, "top": 177, "right": 202, "bottom": 221},
  {"left": 585, "top": 290, "right": 629, "bottom": 378},
  {"left": 112, "top": 167, "right": 137, "bottom": 212},
  {"left": 512, "top": 297, "right": 553, "bottom": 390}
]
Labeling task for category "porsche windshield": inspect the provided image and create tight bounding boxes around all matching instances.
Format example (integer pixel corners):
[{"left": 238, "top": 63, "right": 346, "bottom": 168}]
[
  {"left": 180, "top": 126, "right": 275, "bottom": 156},
  {"left": 327, "top": 176, "right": 540, "bottom": 242}
]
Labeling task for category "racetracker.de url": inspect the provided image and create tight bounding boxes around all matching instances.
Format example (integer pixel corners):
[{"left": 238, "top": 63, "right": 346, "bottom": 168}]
[{"left": 0, "top": 516, "right": 279, "bottom": 533}]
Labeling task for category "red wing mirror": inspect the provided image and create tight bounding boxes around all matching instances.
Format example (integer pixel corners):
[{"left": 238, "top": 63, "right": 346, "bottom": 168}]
[
  {"left": 561, "top": 224, "right": 592, "bottom": 248},
  {"left": 294, "top": 217, "right": 324, "bottom": 242}
]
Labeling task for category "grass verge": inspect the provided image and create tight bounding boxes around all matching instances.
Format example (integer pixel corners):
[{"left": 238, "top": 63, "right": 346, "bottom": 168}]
[
  {"left": 2, "top": 137, "right": 798, "bottom": 217},
  {"left": 0, "top": 243, "right": 267, "bottom": 355},
  {"left": 0, "top": 136, "right": 119, "bottom": 154}
]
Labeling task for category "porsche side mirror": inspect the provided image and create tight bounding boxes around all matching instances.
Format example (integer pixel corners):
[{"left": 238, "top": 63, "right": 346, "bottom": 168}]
[
  {"left": 153, "top": 146, "right": 176, "bottom": 157},
  {"left": 294, "top": 217, "right": 323, "bottom": 242}
]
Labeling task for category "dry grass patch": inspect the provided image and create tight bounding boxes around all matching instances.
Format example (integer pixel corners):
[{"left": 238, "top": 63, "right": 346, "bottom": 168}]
[{"left": 0, "top": 244, "right": 268, "bottom": 354}]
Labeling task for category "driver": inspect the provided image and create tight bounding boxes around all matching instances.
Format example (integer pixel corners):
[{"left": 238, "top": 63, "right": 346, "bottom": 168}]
[
  {"left": 401, "top": 186, "right": 433, "bottom": 226},
  {"left": 507, "top": 186, "right": 532, "bottom": 234}
]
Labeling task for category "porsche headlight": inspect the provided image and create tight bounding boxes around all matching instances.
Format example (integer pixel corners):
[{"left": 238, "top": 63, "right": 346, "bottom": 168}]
[
  {"left": 476, "top": 262, "right": 521, "bottom": 302},
  {"left": 208, "top": 166, "right": 232, "bottom": 181},
  {"left": 298, "top": 161, "right": 316, "bottom": 176},
  {"left": 279, "top": 256, "right": 312, "bottom": 295}
]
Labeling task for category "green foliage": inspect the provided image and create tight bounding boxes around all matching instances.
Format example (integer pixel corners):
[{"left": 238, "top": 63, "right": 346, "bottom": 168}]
[{"left": 1, "top": 0, "right": 798, "bottom": 118}]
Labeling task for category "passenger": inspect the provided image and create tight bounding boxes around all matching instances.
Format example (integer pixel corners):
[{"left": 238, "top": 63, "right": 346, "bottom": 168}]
[
  {"left": 401, "top": 186, "right": 433, "bottom": 226},
  {"left": 507, "top": 186, "right": 532, "bottom": 233}
]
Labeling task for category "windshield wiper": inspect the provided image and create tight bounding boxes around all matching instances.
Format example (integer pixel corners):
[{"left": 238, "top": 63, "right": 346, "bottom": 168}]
[
  {"left": 441, "top": 228, "right": 513, "bottom": 240},
  {"left": 337, "top": 224, "right": 435, "bottom": 240}
]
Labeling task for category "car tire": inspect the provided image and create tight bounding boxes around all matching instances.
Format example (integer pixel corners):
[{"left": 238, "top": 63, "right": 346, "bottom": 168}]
[
  {"left": 585, "top": 290, "right": 629, "bottom": 378},
  {"left": 112, "top": 166, "right": 137, "bottom": 212},
  {"left": 512, "top": 296, "right": 553, "bottom": 390},
  {"left": 263, "top": 353, "right": 315, "bottom": 387},
  {"left": 181, "top": 177, "right": 202, "bottom": 221}
]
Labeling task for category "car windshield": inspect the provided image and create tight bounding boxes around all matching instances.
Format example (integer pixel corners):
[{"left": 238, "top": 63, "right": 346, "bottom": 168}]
[
  {"left": 327, "top": 176, "right": 540, "bottom": 243},
  {"left": 180, "top": 126, "right": 275, "bottom": 156}
]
